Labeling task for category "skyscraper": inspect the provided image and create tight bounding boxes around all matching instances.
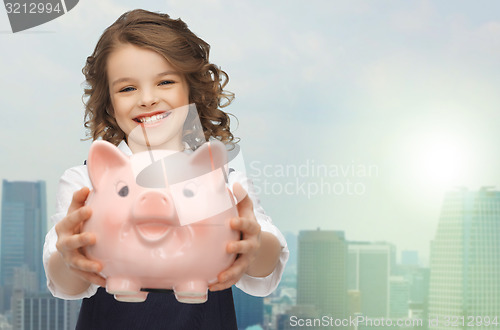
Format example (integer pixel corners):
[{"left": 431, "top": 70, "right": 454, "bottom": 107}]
[
  {"left": 9, "top": 265, "right": 80, "bottom": 329},
  {"left": 0, "top": 180, "right": 47, "bottom": 311},
  {"left": 297, "top": 229, "right": 347, "bottom": 318},
  {"left": 11, "top": 291, "right": 80, "bottom": 330},
  {"left": 429, "top": 187, "right": 500, "bottom": 329},
  {"left": 347, "top": 242, "right": 394, "bottom": 318},
  {"left": 233, "top": 286, "right": 264, "bottom": 329},
  {"left": 389, "top": 276, "right": 409, "bottom": 318}
]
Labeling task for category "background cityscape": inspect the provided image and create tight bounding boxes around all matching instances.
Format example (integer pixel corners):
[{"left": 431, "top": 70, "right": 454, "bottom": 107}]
[
  {"left": 1, "top": 180, "right": 499, "bottom": 329},
  {"left": 1, "top": 0, "right": 500, "bottom": 329}
]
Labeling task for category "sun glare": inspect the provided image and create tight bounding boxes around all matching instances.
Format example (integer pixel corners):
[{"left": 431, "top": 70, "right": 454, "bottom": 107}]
[{"left": 414, "top": 132, "right": 469, "bottom": 189}]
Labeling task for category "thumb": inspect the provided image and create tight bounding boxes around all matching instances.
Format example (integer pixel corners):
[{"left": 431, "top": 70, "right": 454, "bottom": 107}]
[
  {"left": 232, "top": 182, "right": 254, "bottom": 218},
  {"left": 232, "top": 182, "right": 248, "bottom": 204}
]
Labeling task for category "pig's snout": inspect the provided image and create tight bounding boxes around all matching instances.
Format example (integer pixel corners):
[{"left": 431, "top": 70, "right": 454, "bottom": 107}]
[{"left": 132, "top": 191, "right": 175, "bottom": 222}]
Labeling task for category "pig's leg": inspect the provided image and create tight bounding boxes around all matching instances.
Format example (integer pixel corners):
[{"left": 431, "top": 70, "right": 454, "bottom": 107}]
[
  {"left": 106, "top": 277, "right": 141, "bottom": 296},
  {"left": 174, "top": 280, "right": 208, "bottom": 304},
  {"left": 114, "top": 292, "right": 148, "bottom": 303}
]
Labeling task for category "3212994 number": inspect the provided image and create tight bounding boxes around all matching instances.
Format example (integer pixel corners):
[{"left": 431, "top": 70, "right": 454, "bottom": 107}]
[
  {"left": 443, "top": 316, "right": 499, "bottom": 327},
  {"left": 5, "top": 2, "right": 62, "bottom": 14}
]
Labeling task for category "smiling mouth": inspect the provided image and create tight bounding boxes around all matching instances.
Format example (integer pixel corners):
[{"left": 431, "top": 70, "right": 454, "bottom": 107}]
[{"left": 134, "top": 112, "right": 171, "bottom": 124}]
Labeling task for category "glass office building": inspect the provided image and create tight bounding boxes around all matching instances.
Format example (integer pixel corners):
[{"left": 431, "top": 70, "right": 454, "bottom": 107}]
[{"left": 429, "top": 187, "right": 500, "bottom": 329}]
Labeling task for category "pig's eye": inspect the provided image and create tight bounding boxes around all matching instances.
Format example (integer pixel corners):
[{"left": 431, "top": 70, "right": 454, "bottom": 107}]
[
  {"left": 118, "top": 186, "right": 129, "bottom": 197},
  {"left": 183, "top": 182, "right": 197, "bottom": 198},
  {"left": 116, "top": 181, "right": 129, "bottom": 197}
]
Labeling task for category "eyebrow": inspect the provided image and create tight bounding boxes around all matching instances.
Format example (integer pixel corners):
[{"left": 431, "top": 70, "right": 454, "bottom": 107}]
[{"left": 111, "top": 71, "right": 180, "bottom": 87}]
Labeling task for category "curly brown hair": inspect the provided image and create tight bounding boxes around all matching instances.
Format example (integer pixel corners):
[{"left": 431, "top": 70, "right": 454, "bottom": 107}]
[{"left": 82, "top": 9, "right": 237, "bottom": 146}]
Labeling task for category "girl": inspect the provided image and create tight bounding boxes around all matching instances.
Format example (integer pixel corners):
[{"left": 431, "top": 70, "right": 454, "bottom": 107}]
[{"left": 43, "top": 9, "right": 288, "bottom": 329}]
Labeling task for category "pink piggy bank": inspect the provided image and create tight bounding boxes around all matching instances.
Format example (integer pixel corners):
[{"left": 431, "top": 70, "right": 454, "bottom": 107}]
[{"left": 83, "top": 140, "right": 239, "bottom": 304}]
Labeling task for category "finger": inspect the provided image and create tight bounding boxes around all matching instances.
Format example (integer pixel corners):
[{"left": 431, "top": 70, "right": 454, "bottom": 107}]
[
  {"left": 209, "top": 281, "right": 234, "bottom": 292},
  {"left": 230, "top": 217, "right": 260, "bottom": 236},
  {"left": 56, "top": 206, "right": 92, "bottom": 235},
  {"left": 209, "top": 266, "right": 249, "bottom": 291},
  {"left": 67, "top": 252, "right": 102, "bottom": 273},
  {"left": 56, "top": 232, "right": 96, "bottom": 252},
  {"left": 227, "top": 239, "right": 259, "bottom": 255},
  {"left": 68, "top": 187, "right": 91, "bottom": 214},
  {"left": 210, "top": 257, "right": 250, "bottom": 291},
  {"left": 236, "top": 196, "right": 255, "bottom": 220},
  {"left": 208, "top": 282, "right": 229, "bottom": 292},
  {"left": 209, "top": 271, "right": 241, "bottom": 291},
  {"left": 219, "top": 255, "right": 250, "bottom": 283},
  {"left": 231, "top": 182, "right": 248, "bottom": 204}
]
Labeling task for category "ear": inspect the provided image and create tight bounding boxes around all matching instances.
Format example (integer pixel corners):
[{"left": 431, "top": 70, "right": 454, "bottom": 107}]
[
  {"left": 87, "top": 141, "right": 129, "bottom": 189},
  {"left": 189, "top": 140, "right": 228, "bottom": 171}
]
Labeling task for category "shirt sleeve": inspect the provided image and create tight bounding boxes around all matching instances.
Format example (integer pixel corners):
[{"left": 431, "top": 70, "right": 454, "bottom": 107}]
[
  {"left": 42, "top": 165, "right": 100, "bottom": 300},
  {"left": 228, "top": 170, "right": 290, "bottom": 297}
]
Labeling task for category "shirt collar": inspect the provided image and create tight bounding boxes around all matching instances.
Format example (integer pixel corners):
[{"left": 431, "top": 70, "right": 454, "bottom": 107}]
[{"left": 117, "top": 140, "right": 133, "bottom": 156}]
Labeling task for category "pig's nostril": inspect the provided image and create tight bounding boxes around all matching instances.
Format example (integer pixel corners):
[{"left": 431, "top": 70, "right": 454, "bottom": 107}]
[{"left": 139, "top": 194, "right": 169, "bottom": 205}]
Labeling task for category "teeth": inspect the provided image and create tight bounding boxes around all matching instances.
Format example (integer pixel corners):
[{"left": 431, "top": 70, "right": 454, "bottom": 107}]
[{"left": 138, "top": 112, "right": 168, "bottom": 123}]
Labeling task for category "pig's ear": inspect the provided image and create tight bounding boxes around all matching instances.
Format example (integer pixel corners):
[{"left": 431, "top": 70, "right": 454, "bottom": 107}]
[
  {"left": 189, "top": 140, "right": 228, "bottom": 170},
  {"left": 87, "top": 141, "right": 129, "bottom": 188}
]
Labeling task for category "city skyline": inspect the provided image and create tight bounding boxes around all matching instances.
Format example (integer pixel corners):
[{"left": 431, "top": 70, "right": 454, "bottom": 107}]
[
  {"left": 1, "top": 177, "right": 492, "bottom": 269},
  {"left": 1, "top": 178, "right": 499, "bottom": 329},
  {"left": 0, "top": 174, "right": 490, "bottom": 266}
]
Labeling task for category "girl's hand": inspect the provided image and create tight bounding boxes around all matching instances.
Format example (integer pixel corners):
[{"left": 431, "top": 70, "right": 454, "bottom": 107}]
[
  {"left": 209, "top": 183, "right": 261, "bottom": 292},
  {"left": 55, "top": 187, "right": 106, "bottom": 288}
]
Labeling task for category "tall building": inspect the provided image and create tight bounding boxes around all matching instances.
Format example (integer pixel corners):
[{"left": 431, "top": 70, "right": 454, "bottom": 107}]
[
  {"left": 11, "top": 291, "right": 79, "bottom": 330},
  {"left": 9, "top": 266, "right": 80, "bottom": 330},
  {"left": 389, "top": 276, "right": 409, "bottom": 318},
  {"left": 395, "top": 265, "right": 430, "bottom": 329},
  {"left": 0, "top": 180, "right": 47, "bottom": 311},
  {"left": 347, "top": 242, "right": 394, "bottom": 318},
  {"left": 429, "top": 187, "right": 500, "bottom": 329},
  {"left": 297, "top": 229, "right": 347, "bottom": 318},
  {"left": 232, "top": 286, "right": 264, "bottom": 329}
]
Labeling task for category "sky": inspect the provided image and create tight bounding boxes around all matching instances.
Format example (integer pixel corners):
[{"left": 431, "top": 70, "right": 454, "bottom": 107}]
[{"left": 1, "top": 0, "right": 500, "bottom": 265}]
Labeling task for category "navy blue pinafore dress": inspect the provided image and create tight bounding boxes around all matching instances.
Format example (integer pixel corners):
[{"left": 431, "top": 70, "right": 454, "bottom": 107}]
[{"left": 76, "top": 288, "right": 237, "bottom": 329}]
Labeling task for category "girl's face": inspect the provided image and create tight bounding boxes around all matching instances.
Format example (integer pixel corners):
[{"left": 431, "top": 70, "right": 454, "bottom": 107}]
[{"left": 107, "top": 43, "right": 190, "bottom": 152}]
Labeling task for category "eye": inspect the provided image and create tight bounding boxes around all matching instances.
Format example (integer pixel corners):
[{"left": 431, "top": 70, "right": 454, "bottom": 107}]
[
  {"left": 159, "top": 80, "right": 174, "bottom": 86},
  {"left": 183, "top": 181, "right": 198, "bottom": 198},
  {"left": 119, "top": 86, "right": 136, "bottom": 93},
  {"left": 118, "top": 186, "right": 129, "bottom": 197},
  {"left": 116, "top": 181, "right": 129, "bottom": 197}
]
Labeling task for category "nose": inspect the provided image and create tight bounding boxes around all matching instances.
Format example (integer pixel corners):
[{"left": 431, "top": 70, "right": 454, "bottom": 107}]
[
  {"left": 132, "top": 191, "right": 175, "bottom": 221},
  {"left": 139, "top": 88, "right": 159, "bottom": 108}
]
